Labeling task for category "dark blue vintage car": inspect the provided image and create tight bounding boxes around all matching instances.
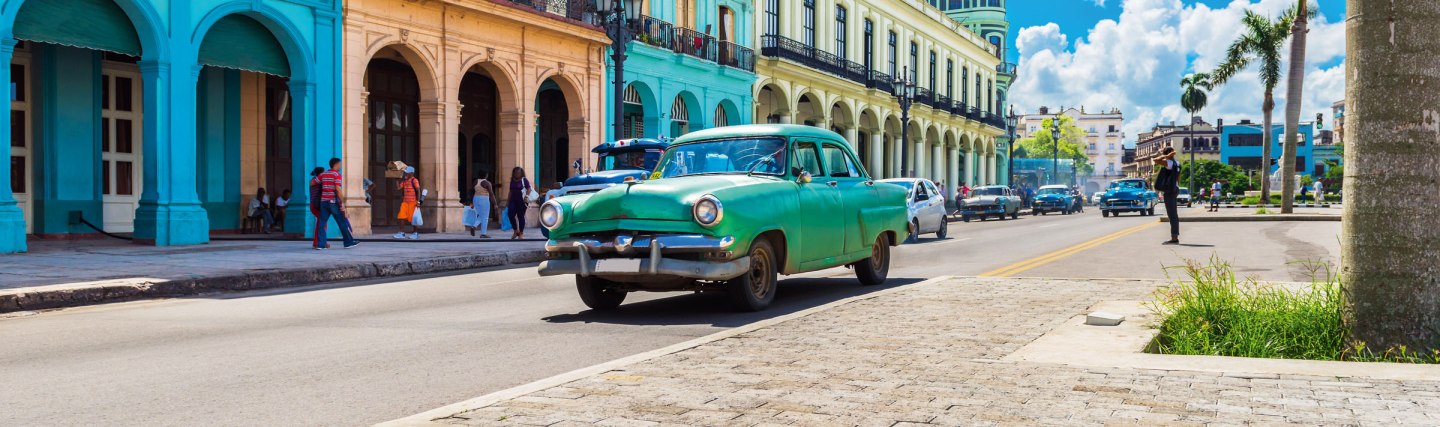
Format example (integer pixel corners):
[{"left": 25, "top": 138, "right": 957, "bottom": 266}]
[
  {"left": 1031, "top": 185, "right": 1077, "bottom": 215},
  {"left": 1099, "top": 178, "right": 1158, "bottom": 217}
]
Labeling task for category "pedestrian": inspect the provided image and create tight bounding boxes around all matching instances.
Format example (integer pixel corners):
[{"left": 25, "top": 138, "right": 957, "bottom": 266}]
[
  {"left": 394, "top": 166, "right": 422, "bottom": 240},
  {"left": 248, "top": 188, "right": 275, "bottom": 233},
  {"left": 1300, "top": 183, "right": 1310, "bottom": 202},
  {"left": 308, "top": 167, "right": 325, "bottom": 248},
  {"left": 508, "top": 166, "right": 534, "bottom": 240},
  {"left": 472, "top": 172, "right": 496, "bottom": 238},
  {"left": 315, "top": 157, "right": 359, "bottom": 249},
  {"left": 1209, "top": 179, "right": 1222, "bottom": 212},
  {"left": 960, "top": 182, "right": 970, "bottom": 199},
  {"left": 1154, "top": 146, "right": 1181, "bottom": 244},
  {"left": 274, "top": 189, "right": 290, "bottom": 231},
  {"left": 1313, "top": 179, "right": 1324, "bottom": 203}
]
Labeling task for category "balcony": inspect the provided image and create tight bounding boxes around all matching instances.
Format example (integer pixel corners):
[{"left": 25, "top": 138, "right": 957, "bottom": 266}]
[
  {"left": 626, "top": 15, "right": 752, "bottom": 72},
  {"left": 508, "top": 0, "right": 597, "bottom": 24},
  {"left": 996, "top": 62, "right": 1017, "bottom": 78},
  {"left": 761, "top": 35, "right": 895, "bottom": 94}
]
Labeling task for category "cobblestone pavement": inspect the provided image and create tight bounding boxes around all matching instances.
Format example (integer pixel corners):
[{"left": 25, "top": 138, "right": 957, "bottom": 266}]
[{"left": 436, "top": 277, "right": 1440, "bottom": 426}]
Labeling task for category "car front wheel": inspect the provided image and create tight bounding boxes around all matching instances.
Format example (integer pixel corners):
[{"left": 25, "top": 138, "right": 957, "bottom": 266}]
[
  {"left": 727, "top": 238, "right": 778, "bottom": 312},
  {"left": 854, "top": 234, "right": 891, "bottom": 286},
  {"left": 575, "top": 276, "right": 627, "bottom": 310},
  {"left": 936, "top": 216, "right": 948, "bottom": 239}
]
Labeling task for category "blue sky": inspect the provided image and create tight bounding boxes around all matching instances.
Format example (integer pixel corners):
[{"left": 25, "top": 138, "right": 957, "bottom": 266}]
[{"left": 1004, "top": 0, "right": 1349, "bottom": 146}]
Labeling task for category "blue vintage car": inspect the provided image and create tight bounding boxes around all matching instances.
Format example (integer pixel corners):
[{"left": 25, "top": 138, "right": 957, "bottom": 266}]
[
  {"left": 1099, "top": 178, "right": 1158, "bottom": 217},
  {"left": 1031, "top": 185, "right": 1077, "bottom": 215},
  {"left": 551, "top": 138, "right": 670, "bottom": 198}
]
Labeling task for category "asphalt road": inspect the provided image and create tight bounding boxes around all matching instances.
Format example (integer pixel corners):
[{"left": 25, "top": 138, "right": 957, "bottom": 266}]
[{"left": 0, "top": 206, "right": 1341, "bottom": 426}]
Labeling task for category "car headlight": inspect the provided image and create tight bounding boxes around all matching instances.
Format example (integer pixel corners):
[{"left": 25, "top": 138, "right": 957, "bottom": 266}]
[
  {"left": 540, "top": 200, "right": 563, "bottom": 229},
  {"left": 693, "top": 195, "right": 722, "bottom": 227}
]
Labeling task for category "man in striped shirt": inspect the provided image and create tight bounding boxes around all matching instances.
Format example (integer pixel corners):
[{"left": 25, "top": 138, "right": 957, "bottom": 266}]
[{"left": 316, "top": 157, "right": 358, "bottom": 249}]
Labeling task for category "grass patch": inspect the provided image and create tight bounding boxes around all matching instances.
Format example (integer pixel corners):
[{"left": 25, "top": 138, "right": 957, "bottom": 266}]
[
  {"left": 1255, "top": 207, "right": 1271, "bottom": 215},
  {"left": 1148, "top": 257, "right": 1440, "bottom": 363}
]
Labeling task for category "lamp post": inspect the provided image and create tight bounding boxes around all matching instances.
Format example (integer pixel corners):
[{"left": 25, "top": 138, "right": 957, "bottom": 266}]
[
  {"left": 1050, "top": 116, "right": 1060, "bottom": 185},
  {"left": 895, "top": 68, "right": 917, "bottom": 177},
  {"left": 599, "top": 0, "right": 641, "bottom": 141},
  {"left": 1006, "top": 105, "right": 1017, "bottom": 186}
]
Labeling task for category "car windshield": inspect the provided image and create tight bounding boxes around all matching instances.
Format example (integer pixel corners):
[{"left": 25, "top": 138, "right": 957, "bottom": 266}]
[
  {"left": 973, "top": 187, "right": 1005, "bottom": 196},
  {"left": 1110, "top": 181, "right": 1144, "bottom": 190},
  {"left": 655, "top": 137, "right": 787, "bottom": 178},
  {"left": 1037, "top": 188, "right": 1066, "bottom": 195},
  {"left": 600, "top": 150, "right": 660, "bottom": 171},
  {"left": 1179, "top": 188, "right": 1190, "bottom": 194}
]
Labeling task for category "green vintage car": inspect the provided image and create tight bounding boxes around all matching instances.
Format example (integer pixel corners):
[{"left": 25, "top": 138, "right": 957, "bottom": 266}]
[{"left": 537, "top": 125, "right": 909, "bottom": 311}]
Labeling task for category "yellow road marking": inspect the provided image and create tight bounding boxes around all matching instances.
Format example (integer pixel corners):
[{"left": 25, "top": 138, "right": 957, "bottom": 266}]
[{"left": 980, "top": 222, "right": 1158, "bottom": 278}]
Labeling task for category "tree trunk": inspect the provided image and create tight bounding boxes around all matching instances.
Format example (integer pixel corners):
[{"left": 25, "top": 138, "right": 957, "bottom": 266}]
[
  {"left": 1279, "top": 0, "right": 1307, "bottom": 214},
  {"left": 1260, "top": 93, "right": 1274, "bottom": 202},
  {"left": 1343, "top": 0, "right": 1440, "bottom": 354}
]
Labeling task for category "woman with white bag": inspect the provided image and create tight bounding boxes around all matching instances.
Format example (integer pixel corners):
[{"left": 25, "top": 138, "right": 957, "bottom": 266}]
[
  {"left": 507, "top": 166, "right": 536, "bottom": 240},
  {"left": 394, "top": 166, "right": 424, "bottom": 240},
  {"left": 470, "top": 172, "right": 496, "bottom": 238}
]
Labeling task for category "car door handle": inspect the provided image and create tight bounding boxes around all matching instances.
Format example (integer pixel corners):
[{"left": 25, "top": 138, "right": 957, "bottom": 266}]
[
  {"left": 864, "top": 181, "right": 874, "bottom": 186},
  {"left": 826, "top": 181, "right": 838, "bottom": 187}
]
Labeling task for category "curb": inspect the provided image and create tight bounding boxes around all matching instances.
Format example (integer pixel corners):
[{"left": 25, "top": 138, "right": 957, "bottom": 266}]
[
  {"left": 0, "top": 250, "right": 547, "bottom": 314},
  {"left": 377, "top": 274, "right": 958, "bottom": 427},
  {"left": 1158, "top": 215, "right": 1341, "bottom": 223}
]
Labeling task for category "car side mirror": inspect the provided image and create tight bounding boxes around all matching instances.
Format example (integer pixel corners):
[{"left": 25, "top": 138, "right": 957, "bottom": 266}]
[
  {"left": 797, "top": 171, "right": 812, "bottom": 184},
  {"left": 916, "top": 193, "right": 929, "bottom": 202}
]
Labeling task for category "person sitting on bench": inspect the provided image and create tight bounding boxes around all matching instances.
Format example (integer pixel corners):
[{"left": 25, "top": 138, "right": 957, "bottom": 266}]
[{"left": 249, "top": 188, "right": 275, "bottom": 234}]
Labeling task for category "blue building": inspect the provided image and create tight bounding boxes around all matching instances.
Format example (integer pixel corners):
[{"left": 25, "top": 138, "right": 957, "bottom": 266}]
[
  {"left": 0, "top": 0, "right": 343, "bottom": 253},
  {"left": 604, "top": 0, "right": 756, "bottom": 141},
  {"left": 1219, "top": 119, "right": 1319, "bottom": 176}
]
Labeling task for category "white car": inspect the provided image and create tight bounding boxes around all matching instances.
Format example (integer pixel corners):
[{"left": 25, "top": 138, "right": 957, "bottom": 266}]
[
  {"left": 1178, "top": 188, "right": 1193, "bottom": 207},
  {"left": 1092, "top": 192, "right": 1104, "bottom": 204},
  {"left": 878, "top": 178, "right": 948, "bottom": 242}
]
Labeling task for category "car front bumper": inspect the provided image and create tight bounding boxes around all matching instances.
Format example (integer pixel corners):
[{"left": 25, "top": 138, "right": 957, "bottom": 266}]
[
  {"left": 538, "top": 234, "right": 748, "bottom": 281},
  {"left": 959, "top": 206, "right": 1005, "bottom": 215},
  {"left": 1100, "top": 200, "right": 1146, "bottom": 210}
]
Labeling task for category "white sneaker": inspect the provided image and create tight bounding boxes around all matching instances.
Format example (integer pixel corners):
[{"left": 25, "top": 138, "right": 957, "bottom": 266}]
[
  {"left": 408, "top": 232, "right": 420, "bottom": 240},
  {"left": 393, "top": 232, "right": 406, "bottom": 239}
]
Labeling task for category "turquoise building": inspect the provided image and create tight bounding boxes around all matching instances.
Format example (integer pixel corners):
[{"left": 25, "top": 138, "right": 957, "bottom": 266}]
[
  {"left": 0, "top": 0, "right": 343, "bottom": 253},
  {"left": 604, "top": 0, "right": 756, "bottom": 141}
]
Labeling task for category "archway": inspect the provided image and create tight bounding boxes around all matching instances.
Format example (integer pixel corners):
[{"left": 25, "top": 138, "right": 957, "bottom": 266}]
[
  {"left": 622, "top": 82, "right": 657, "bottom": 139},
  {"left": 535, "top": 78, "right": 571, "bottom": 187},
  {"left": 756, "top": 83, "right": 788, "bottom": 124},
  {"left": 829, "top": 101, "right": 855, "bottom": 145},
  {"left": 795, "top": 92, "right": 822, "bottom": 127},
  {"left": 883, "top": 114, "right": 902, "bottom": 179},
  {"left": 364, "top": 52, "right": 421, "bottom": 228},
  {"left": 858, "top": 108, "right": 881, "bottom": 175},
  {"left": 670, "top": 92, "right": 701, "bottom": 137},
  {"left": 458, "top": 68, "right": 500, "bottom": 202}
]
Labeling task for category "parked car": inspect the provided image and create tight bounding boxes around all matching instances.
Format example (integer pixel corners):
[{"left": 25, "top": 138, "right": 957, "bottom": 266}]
[
  {"left": 958, "top": 185, "right": 1021, "bottom": 221},
  {"left": 1177, "top": 188, "right": 1193, "bottom": 207},
  {"left": 537, "top": 125, "right": 908, "bottom": 312},
  {"left": 1031, "top": 185, "right": 1076, "bottom": 215},
  {"left": 1098, "top": 178, "right": 1159, "bottom": 217},
  {"left": 878, "top": 178, "right": 948, "bottom": 241},
  {"left": 1092, "top": 191, "right": 1104, "bottom": 205},
  {"left": 549, "top": 138, "right": 670, "bottom": 198}
]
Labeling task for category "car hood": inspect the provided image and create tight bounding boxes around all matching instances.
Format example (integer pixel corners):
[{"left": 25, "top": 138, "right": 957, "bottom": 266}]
[
  {"left": 569, "top": 174, "right": 777, "bottom": 223},
  {"left": 1035, "top": 193, "right": 1067, "bottom": 202},
  {"left": 963, "top": 195, "right": 1005, "bottom": 205},
  {"left": 1104, "top": 188, "right": 1148, "bottom": 200},
  {"left": 563, "top": 169, "right": 649, "bottom": 187}
]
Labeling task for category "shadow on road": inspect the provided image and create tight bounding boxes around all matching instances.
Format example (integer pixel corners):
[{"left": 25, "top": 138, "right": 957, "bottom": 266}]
[{"left": 541, "top": 276, "right": 925, "bottom": 328}]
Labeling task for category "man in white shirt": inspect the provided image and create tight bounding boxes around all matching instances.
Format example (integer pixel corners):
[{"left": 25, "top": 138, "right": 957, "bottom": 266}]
[
  {"left": 1313, "top": 180, "right": 1324, "bottom": 203},
  {"left": 248, "top": 188, "right": 275, "bottom": 234}
]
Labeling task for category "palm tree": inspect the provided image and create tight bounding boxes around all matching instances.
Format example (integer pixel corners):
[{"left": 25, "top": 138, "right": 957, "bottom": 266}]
[
  {"left": 1278, "top": 0, "right": 1315, "bottom": 214},
  {"left": 1211, "top": 6, "right": 1300, "bottom": 204},
  {"left": 1343, "top": 0, "right": 1440, "bottom": 354},
  {"left": 1179, "top": 72, "right": 1212, "bottom": 193}
]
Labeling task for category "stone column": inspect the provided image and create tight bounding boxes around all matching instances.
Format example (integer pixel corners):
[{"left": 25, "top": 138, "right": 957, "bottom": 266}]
[
  {"left": 914, "top": 141, "right": 926, "bottom": 179},
  {"left": 869, "top": 132, "right": 884, "bottom": 178},
  {"left": 947, "top": 147, "right": 960, "bottom": 198},
  {"left": 285, "top": 79, "right": 318, "bottom": 237},
  {"left": 132, "top": 58, "right": 210, "bottom": 246},
  {"left": 0, "top": 39, "right": 22, "bottom": 252},
  {"left": 844, "top": 127, "right": 859, "bottom": 150},
  {"left": 964, "top": 145, "right": 976, "bottom": 187},
  {"left": 498, "top": 110, "right": 527, "bottom": 207},
  {"left": 932, "top": 144, "right": 943, "bottom": 184},
  {"left": 987, "top": 153, "right": 997, "bottom": 184}
]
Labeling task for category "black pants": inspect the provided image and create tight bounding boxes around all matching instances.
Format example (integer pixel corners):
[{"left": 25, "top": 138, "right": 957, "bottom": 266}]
[{"left": 1163, "top": 190, "right": 1180, "bottom": 238}]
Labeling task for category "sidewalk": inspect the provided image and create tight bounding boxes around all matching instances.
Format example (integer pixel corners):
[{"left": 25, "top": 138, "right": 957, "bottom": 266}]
[
  {"left": 0, "top": 230, "right": 547, "bottom": 313},
  {"left": 402, "top": 277, "right": 1440, "bottom": 426},
  {"left": 1163, "top": 206, "right": 1342, "bottom": 222}
]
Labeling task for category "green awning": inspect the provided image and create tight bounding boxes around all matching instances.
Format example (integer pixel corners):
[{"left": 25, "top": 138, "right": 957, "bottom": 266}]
[
  {"left": 198, "top": 15, "right": 290, "bottom": 77},
  {"left": 13, "top": 0, "right": 143, "bottom": 56}
]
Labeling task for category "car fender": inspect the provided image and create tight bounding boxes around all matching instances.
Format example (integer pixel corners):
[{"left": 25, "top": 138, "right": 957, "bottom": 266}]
[{"left": 860, "top": 205, "right": 907, "bottom": 248}]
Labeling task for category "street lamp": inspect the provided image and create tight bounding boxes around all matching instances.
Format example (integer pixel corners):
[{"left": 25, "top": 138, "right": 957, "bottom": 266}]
[
  {"left": 894, "top": 67, "right": 917, "bottom": 177},
  {"left": 1050, "top": 115, "right": 1060, "bottom": 185},
  {"left": 1006, "top": 105, "right": 1017, "bottom": 187},
  {"left": 599, "top": 0, "right": 641, "bottom": 142}
]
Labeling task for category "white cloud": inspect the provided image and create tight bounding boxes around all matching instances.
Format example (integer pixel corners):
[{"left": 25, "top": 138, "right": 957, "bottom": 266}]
[{"left": 1009, "top": 0, "right": 1346, "bottom": 146}]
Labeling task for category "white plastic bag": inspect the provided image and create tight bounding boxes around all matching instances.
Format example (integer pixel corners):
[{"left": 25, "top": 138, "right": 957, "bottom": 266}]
[
  {"left": 462, "top": 205, "right": 480, "bottom": 228},
  {"left": 410, "top": 206, "right": 424, "bottom": 227}
]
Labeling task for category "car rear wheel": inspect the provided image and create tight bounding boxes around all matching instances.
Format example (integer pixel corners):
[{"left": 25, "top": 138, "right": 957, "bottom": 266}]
[
  {"left": 1011, "top": 211, "right": 1019, "bottom": 220},
  {"left": 575, "top": 276, "right": 627, "bottom": 310},
  {"left": 936, "top": 217, "right": 948, "bottom": 239},
  {"left": 855, "top": 234, "right": 890, "bottom": 286},
  {"left": 907, "top": 219, "right": 920, "bottom": 243},
  {"left": 1102, "top": 211, "right": 1110, "bottom": 218},
  {"left": 727, "top": 238, "right": 778, "bottom": 312}
]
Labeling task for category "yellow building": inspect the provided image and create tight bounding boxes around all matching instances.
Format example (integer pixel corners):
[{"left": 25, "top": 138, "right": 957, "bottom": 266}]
[
  {"left": 342, "top": 0, "right": 610, "bottom": 234},
  {"left": 751, "top": 0, "right": 1007, "bottom": 192}
]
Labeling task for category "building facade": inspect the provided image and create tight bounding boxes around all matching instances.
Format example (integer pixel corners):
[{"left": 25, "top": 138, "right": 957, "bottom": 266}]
[
  {"left": 606, "top": 0, "right": 757, "bottom": 145},
  {"left": 0, "top": 0, "right": 343, "bottom": 253},
  {"left": 342, "top": 0, "right": 610, "bottom": 235},
  {"left": 1016, "top": 106, "right": 1124, "bottom": 193},
  {"left": 1331, "top": 99, "right": 1345, "bottom": 146},
  {"left": 1134, "top": 116, "right": 1220, "bottom": 178},
  {"left": 1219, "top": 119, "right": 1317, "bottom": 176},
  {"left": 752, "top": 0, "right": 1008, "bottom": 195},
  {"left": 936, "top": 0, "right": 1014, "bottom": 184}
]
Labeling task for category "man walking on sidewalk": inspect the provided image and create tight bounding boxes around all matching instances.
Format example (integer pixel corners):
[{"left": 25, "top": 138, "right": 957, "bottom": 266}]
[{"left": 316, "top": 158, "right": 359, "bottom": 250}]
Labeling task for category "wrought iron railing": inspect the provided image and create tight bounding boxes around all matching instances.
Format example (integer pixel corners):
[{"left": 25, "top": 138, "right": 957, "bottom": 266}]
[
  {"left": 915, "top": 87, "right": 935, "bottom": 108},
  {"left": 997, "top": 62, "right": 1018, "bottom": 77},
  {"left": 671, "top": 26, "right": 717, "bottom": 62},
  {"left": 717, "top": 41, "right": 755, "bottom": 72},
  {"left": 509, "top": 0, "right": 598, "bottom": 24},
  {"left": 631, "top": 15, "right": 673, "bottom": 49},
  {"left": 867, "top": 70, "right": 894, "bottom": 94},
  {"left": 761, "top": 35, "right": 872, "bottom": 88}
]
